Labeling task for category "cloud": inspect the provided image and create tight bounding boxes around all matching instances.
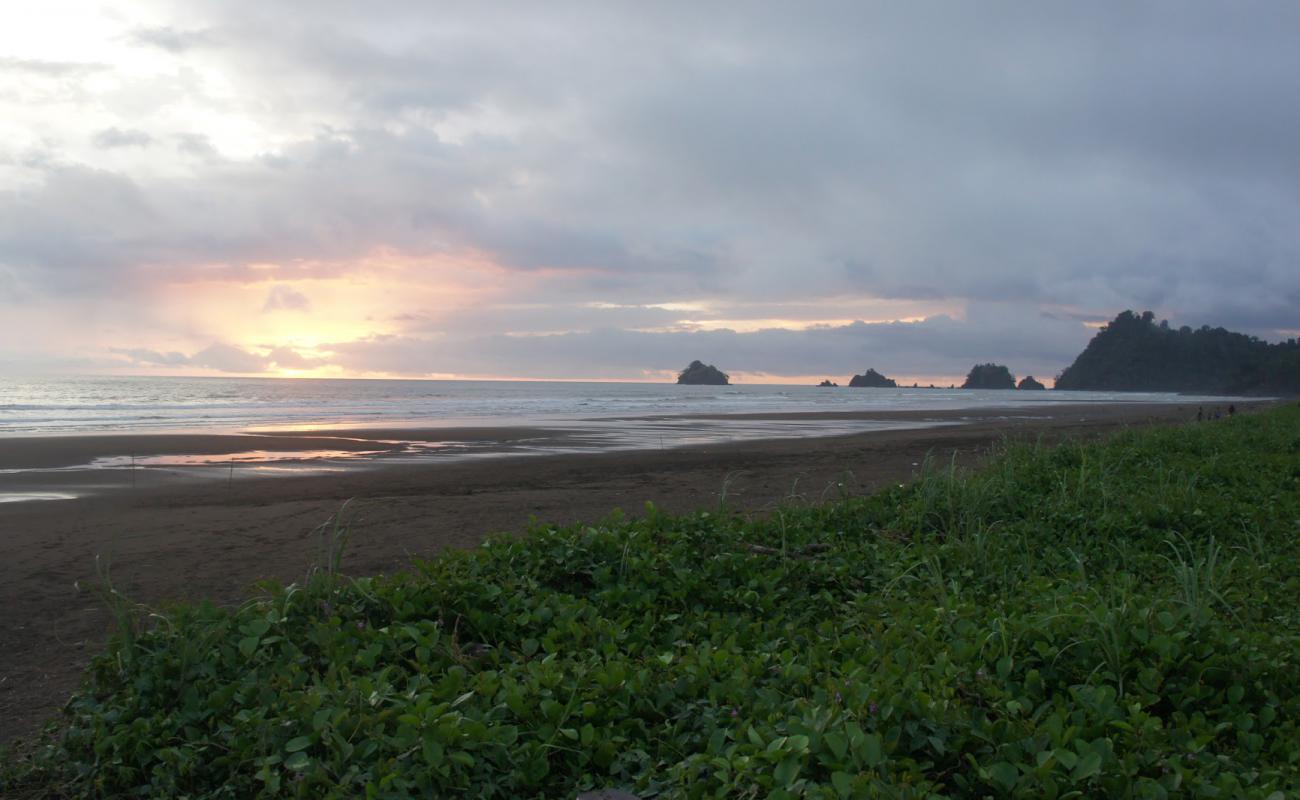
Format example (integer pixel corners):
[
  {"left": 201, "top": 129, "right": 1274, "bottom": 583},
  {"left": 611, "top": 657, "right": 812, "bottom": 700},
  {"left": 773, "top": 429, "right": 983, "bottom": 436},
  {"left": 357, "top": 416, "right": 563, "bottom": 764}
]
[
  {"left": 262, "top": 285, "right": 311, "bottom": 312},
  {"left": 174, "top": 133, "right": 220, "bottom": 159},
  {"left": 2, "top": 2, "right": 1299, "bottom": 378},
  {"left": 0, "top": 57, "right": 106, "bottom": 77},
  {"left": 111, "top": 342, "right": 324, "bottom": 373},
  {"left": 127, "top": 26, "right": 216, "bottom": 53},
  {"left": 321, "top": 307, "right": 1095, "bottom": 381},
  {"left": 93, "top": 128, "right": 154, "bottom": 149},
  {"left": 183, "top": 343, "right": 265, "bottom": 373},
  {"left": 0, "top": 165, "right": 159, "bottom": 290},
  {"left": 109, "top": 347, "right": 189, "bottom": 366},
  {"left": 264, "top": 346, "right": 324, "bottom": 369}
]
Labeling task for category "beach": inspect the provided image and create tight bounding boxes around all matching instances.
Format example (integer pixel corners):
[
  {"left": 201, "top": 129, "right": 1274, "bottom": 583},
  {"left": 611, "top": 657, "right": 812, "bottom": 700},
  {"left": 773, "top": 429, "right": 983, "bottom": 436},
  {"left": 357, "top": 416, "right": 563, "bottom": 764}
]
[{"left": 0, "top": 401, "right": 1262, "bottom": 745}]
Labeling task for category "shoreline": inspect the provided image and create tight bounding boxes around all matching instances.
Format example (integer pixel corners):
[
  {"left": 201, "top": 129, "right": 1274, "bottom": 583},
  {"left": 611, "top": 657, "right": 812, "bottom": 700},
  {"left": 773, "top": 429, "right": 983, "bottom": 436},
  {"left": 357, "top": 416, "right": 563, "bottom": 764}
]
[
  {"left": 0, "top": 400, "right": 1247, "bottom": 473},
  {"left": 0, "top": 400, "right": 1272, "bottom": 745}
]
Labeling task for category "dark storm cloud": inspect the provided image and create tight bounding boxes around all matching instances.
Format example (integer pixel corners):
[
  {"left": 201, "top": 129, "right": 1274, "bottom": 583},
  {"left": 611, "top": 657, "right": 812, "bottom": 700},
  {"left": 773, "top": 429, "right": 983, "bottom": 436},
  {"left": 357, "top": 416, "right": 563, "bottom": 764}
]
[{"left": 4, "top": 1, "right": 1300, "bottom": 376}]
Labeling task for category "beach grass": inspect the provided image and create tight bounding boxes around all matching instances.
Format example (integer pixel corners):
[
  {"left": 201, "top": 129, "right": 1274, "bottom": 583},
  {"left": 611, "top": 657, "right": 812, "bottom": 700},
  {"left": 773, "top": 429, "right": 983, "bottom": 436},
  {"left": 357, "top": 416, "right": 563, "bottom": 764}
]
[{"left": 3, "top": 405, "right": 1299, "bottom": 798}]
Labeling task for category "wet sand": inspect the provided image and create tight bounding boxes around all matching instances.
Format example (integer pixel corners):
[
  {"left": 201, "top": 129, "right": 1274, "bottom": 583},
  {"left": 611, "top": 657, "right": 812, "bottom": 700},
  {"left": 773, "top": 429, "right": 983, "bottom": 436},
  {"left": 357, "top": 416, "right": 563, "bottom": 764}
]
[
  {"left": 0, "top": 427, "right": 565, "bottom": 471},
  {"left": 0, "top": 401, "right": 1263, "bottom": 745}
]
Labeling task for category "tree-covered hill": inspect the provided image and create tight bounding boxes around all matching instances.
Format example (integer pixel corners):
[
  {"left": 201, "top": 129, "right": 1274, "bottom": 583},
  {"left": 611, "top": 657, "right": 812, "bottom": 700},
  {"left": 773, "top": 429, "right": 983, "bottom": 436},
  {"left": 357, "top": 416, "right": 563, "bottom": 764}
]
[{"left": 1056, "top": 311, "right": 1300, "bottom": 394}]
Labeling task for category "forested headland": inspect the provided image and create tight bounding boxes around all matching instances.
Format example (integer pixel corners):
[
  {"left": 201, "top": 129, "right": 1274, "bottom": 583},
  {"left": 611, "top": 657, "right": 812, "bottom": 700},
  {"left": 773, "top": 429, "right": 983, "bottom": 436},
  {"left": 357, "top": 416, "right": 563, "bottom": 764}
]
[{"left": 1056, "top": 311, "right": 1300, "bottom": 395}]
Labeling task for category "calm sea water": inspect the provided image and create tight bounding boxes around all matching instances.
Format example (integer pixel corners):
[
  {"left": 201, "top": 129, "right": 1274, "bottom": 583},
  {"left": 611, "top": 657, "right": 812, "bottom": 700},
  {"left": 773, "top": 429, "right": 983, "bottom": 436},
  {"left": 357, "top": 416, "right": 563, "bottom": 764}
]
[{"left": 0, "top": 375, "right": 1220, "bottom": 436}]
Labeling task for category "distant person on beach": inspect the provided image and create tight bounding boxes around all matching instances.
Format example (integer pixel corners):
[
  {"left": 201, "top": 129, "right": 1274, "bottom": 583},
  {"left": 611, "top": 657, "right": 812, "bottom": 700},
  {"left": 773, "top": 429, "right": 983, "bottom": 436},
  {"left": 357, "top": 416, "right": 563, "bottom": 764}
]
[
  {"left": 1228, "top": 404, "right": 1236, "bottom": 416},
  {"left": 1197, "top": 407, "right": 1204, "bottom": 422}
]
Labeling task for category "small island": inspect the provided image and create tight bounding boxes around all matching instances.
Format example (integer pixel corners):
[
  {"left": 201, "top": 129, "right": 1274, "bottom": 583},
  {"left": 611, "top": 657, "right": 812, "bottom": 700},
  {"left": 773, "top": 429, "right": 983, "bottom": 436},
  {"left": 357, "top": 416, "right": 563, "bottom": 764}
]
[
  {"left": 676, "top": 360, "right": 730, "bottom": 385},
  {"left": 817, "top": 379, "right": 838, "bottom": 387},
  {"left": 1017, "top": 375, "right": 1046, "bottom": 390},
  {"left": 962, "top": 363, "right": 1016, "bottom": 390},
  {"left": 848, "top": 368, "right": 897, "bottom": 388}
]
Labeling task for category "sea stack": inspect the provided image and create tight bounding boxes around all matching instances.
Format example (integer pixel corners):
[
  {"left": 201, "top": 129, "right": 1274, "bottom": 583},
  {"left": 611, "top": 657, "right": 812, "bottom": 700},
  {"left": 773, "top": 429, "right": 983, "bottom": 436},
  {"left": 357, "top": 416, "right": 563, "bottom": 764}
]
[
  {"left": 962, "top": 363, "right": 1016, "bottom": 389},
  {"left": 848, "top": 368, "right": 897, "bottom": 388},
  {"left": 676, "top": 360, "right": 730, "bottom": 385},
  {"left": 1017, "top": 375, "right": 1046, "bottom": 390}
]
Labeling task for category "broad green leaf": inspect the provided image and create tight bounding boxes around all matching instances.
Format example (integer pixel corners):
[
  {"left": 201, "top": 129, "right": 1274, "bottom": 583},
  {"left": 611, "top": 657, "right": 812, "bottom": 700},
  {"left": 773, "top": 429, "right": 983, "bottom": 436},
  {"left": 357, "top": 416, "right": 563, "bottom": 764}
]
[
  {"left": 449, "top": 751, "right": 476, "bottom": 768},
  {"left": 860, "top": 733, "right": 883, "bottom": 767},
  {"left": 1072, "top": 751, "right": 1102, "bottom": 781},
  {"left": 1054, "top": 748, "right": 1078, "bottom": 769},
  {"left": 284, "top": 736, "right": 312, "bottom": 753},
  {"left": 988, "top": 761, "right": 1018, "bottom": 790},
  {"left": 824, "top": 732, "right": 848, "bottom": 760},
  {"left": 243, "top": 618, "right": 270, "bottom": 638},
  {"left": 774, "top": 756, "right": 800, "bottom": 786}
]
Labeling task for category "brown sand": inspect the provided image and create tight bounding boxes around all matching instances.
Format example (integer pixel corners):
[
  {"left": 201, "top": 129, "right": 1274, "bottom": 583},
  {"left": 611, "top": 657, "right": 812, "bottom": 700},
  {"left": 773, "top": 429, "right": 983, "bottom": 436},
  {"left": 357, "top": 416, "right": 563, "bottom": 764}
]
[{"left": 0, "top": 402, "right": 1260, "bottom": 745}]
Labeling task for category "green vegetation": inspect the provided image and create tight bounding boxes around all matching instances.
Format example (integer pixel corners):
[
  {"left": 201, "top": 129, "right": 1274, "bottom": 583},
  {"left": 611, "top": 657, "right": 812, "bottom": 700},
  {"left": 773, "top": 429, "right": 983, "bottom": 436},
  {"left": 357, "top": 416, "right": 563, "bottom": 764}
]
[
  {"left": 961, "top": 363, "right": 1016, "bottom": 390},
  {"left": 1056, "top": 310, "right": 1300, "bottom": 394},
  {"left": 676, "top": 361, "right": 730, "bottom": 385},
  {"left": 5, "top": 406, "right": 1300, "bottom": 798}
]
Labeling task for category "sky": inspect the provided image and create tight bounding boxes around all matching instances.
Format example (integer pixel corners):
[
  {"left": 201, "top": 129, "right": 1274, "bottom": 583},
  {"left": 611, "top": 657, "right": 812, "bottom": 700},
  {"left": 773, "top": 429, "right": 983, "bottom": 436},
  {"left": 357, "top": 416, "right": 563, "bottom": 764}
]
[{"left": 2, "top": 2, "right": 1299, "bottom": 385}]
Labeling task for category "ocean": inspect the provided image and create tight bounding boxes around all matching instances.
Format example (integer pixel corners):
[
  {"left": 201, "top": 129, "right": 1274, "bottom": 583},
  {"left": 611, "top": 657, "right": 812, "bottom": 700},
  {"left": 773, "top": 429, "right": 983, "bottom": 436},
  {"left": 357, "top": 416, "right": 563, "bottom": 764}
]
[{"left": 0, "top": 375, "right": 1221, "bottom": 437}]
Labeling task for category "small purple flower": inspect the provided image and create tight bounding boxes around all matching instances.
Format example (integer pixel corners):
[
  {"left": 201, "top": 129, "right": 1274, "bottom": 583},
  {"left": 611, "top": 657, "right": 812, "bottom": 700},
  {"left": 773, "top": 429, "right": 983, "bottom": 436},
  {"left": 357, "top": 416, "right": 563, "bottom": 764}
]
[
  {"left": 730, "top": 708, "right": 739, "bottom": 718},
  {"left": 975, "top": 668, "right": 987, "bottom": 680},
  {"left": 835, "top": 692, "right": 843, "bottom": 703},
  {"left": 356, "top": 620, "right": 366, "bottom": 631},
  {"left": 868, "top": 702, "right": 879, "bottom": 715}
]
